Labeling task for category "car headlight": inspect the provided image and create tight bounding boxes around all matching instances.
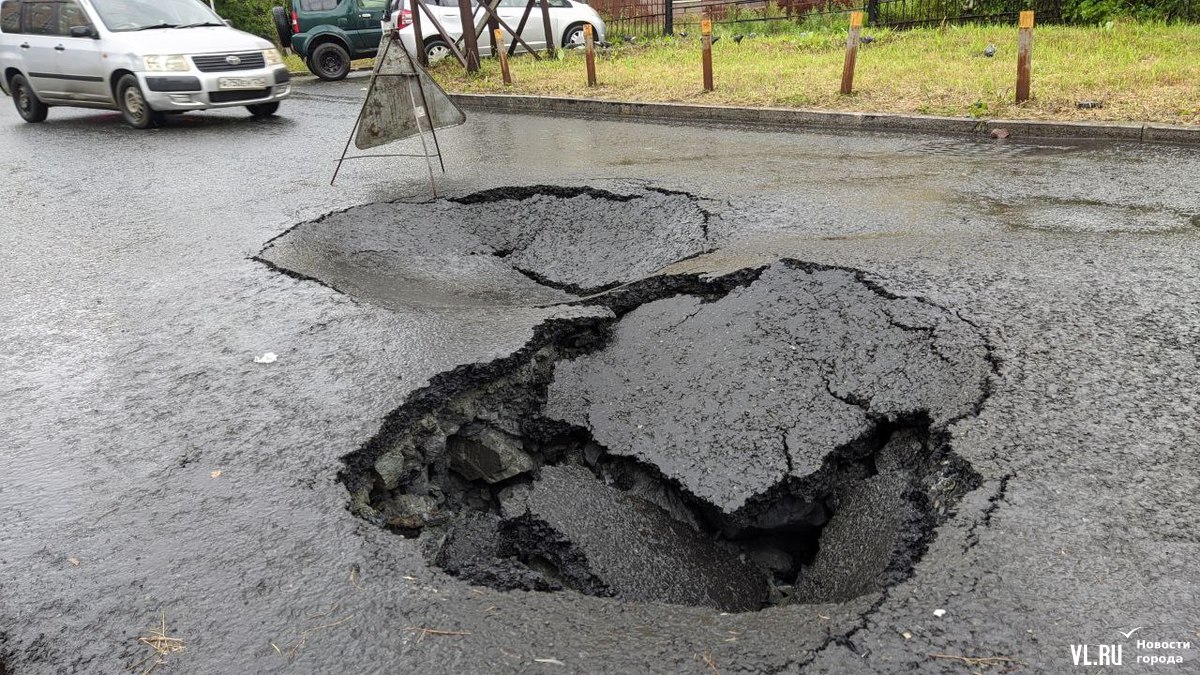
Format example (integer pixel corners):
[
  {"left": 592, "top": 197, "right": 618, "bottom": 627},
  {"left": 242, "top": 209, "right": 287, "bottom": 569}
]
[
  {"left": 143, "top": 55, "right": 189, "bottom": 72},
  {"left": 263, "top": 49, "right": 283, "bottom": 66}
]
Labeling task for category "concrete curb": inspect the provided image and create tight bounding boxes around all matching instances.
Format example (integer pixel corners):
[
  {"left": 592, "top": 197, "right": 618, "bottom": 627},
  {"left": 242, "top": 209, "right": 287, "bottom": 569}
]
[{"left": 448, "top": 93, "right": 1200, "bottom": 144}]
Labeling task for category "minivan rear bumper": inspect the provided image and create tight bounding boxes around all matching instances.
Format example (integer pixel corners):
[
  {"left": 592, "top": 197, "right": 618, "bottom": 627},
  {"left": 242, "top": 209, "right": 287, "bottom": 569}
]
[{"left": 139, "top": 67, "right": 291, "bottom": 110}]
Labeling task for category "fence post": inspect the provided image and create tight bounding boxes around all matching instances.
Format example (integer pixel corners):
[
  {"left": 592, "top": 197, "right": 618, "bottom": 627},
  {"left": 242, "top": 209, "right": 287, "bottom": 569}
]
[
  {"left": 495, "top": 29, "right": 512, "bottom": 85},
  {"left": 840, "top": 11, "right": 863, "bottom": 95},
  {"left": 701, "top": 18, "right": 713, "bottom": 91},
  {"left": 539, "top": 0, "right": 556, "bottom": 57},
  {"left": 664, "top": 0, "right": 674, "bottom": 37},
  {"left": 1016, "top": 10, "right": 1034, "bottom": 104},
  {"left": 412, "top": 0, "right": 427, "bottom": 67},
  {"left": 866, "top": 0, "right": 879, "bottom": 25},
  {"left": 585, "top": 24, "right": 597, "bottom": 86},
  {"left": 457, "top": 0, "right": 480, "bottom": 72},
  {"left": 487, "top": 12, "right": 499, "bottom": 56}
]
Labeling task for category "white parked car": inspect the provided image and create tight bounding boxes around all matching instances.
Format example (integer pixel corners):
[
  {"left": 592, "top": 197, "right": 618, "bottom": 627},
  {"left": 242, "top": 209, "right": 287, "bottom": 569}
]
[
  {"left": 382, "top": 0, "right": 605, "bottom": 63},
  {"left": 0, "top": 0, "right": 289, "bottom": 128}
]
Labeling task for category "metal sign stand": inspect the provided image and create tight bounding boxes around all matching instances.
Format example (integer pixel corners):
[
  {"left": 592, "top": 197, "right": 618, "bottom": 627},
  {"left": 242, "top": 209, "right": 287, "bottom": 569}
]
[{"left": 332, "top": 32, "right": 463, "bottom": 197}]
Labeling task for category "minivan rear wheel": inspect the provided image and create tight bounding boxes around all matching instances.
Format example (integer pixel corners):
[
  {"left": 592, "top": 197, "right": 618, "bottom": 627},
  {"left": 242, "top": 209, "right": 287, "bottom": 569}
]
[
  {"left": 563, "top": 23, "right": 590, "bottom": 49},
  {"left": 116, "top": 74, "right": 158, "bottom": 129},
  {"left": 10, "top": 74, "right": 48, "bottom": 123},
  {"left": 310, "top": 42, "right": 351, "bottom": 81},
  {"left": 425, "top": 39, "right": 451, "bottom": 64}
]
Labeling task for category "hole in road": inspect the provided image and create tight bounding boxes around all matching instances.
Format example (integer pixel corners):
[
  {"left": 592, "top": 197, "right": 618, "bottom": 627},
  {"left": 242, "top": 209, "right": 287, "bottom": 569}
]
[
  {"left": 341, "top": 261, "right": 993, "bottom": 613},
  {"left": 255, "top": 185, "right": 717, "bottom": 309}
]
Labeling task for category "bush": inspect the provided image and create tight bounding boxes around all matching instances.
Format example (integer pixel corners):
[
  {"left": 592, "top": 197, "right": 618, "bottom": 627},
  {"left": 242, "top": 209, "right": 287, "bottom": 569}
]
[
  {"left": 213, "top": 0, "right": 279, "bottom": 42},
  {"left": 1062, "top": 0, "right": 1199, "bottom": 22}
]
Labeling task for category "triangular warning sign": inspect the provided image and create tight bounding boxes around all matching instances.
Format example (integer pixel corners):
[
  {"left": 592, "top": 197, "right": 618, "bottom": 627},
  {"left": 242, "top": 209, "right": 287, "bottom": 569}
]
[{"left": 355, "top": 35, "right": 465, "bottom": 151}]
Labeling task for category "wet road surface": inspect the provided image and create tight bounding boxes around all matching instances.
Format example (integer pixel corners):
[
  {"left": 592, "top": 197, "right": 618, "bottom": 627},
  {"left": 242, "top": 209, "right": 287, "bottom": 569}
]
[{"left": 2, "top": 75, "right": 1199, "bottom": 673}]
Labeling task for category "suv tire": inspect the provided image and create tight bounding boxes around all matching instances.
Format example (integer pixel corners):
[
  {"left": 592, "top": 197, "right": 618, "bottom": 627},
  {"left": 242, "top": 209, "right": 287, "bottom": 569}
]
[
  {"left": 271, "top": 6, "right": 293, "bottom": 49},
  {"left": 9, "top": 74, "right": 48, "bottom": 123},
  {"left": 310, "top": 42, "right": 351, "bottom": 81},
  {"left": 116, "top": 74, "right": 159, "bottom": 129}
]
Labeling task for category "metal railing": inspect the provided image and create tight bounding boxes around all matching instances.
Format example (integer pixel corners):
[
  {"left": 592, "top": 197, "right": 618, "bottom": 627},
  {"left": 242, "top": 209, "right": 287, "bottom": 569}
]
[
  {"left": 598, "top": 0, "right": 1065, "bottom": 38},
  {"left": 868, "top": 0, "right": 1062, "bottom": 28}
]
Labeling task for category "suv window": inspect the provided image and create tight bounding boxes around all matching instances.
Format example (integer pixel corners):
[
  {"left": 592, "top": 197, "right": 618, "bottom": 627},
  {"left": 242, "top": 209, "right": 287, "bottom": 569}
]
[
  {"left": 359, "top": 0, "right": 387, "bottom": 8},
  {"left": 298, "top": 0, "right": 341, "bottom": 10},
  {"left": 0, "top": 0, "right": 20, "bottom": 33}
]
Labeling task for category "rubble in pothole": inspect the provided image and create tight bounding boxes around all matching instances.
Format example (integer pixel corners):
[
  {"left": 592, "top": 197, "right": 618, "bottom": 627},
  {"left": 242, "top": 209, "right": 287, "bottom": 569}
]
[{"left": 341, "top": 260, "right": 991, "bottom": 612}]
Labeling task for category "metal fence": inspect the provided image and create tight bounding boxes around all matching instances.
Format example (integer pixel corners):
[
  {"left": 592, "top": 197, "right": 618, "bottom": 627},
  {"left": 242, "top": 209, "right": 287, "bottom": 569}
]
[
  {"left": 868, "top": 0, "right": 1062, "bottom": 28},
  {"left": 598, "top": 0, "right": 1066, "bottom": 38}
]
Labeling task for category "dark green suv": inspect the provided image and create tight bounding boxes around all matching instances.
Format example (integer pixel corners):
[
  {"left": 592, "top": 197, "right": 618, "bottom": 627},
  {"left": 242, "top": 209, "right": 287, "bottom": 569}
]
[{"left": 272, "top": 0, "right": 387, "bottom": 81}]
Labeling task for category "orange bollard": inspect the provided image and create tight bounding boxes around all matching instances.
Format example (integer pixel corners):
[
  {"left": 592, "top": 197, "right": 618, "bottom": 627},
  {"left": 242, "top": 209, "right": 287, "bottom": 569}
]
[
  {"left": 701, "top": 18, "right": 713, "bottom": 91},
  {"left": 1016, "top": 11, "right": 1034, "bottom": 104},
  {"left": 585, "top": 24, "right": 597, "bottom": 87},
  {"left": 840, "top": 11, "right": 863, "bottom": 95},
  {"left": 494, "top": 29, "right": 512, "bottom": 85}
]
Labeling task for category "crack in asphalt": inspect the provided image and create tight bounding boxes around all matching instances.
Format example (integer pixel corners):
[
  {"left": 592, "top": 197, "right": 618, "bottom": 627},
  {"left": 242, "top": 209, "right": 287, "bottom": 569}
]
[{"left": 962, "top": 471, "right": 1018, "bottom": 553}]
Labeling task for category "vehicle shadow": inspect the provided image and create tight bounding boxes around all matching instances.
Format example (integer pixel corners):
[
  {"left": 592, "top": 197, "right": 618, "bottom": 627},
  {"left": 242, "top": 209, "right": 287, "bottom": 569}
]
[{"left": 18, "top": 109, "right": 298, "bottom": 134}]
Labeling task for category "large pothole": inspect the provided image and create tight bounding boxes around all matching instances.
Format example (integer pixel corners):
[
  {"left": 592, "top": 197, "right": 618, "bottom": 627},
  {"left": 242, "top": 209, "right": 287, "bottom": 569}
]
[
  {"left": 342, "top": 261, "right": 993, "bottom": 613},
  {"left": 256, "top": 186, "right": 717, "bottom": 309}
]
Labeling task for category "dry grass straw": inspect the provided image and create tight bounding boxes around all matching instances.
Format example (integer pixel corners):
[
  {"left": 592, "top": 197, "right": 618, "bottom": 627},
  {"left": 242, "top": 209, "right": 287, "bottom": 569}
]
[
  {"left": 405, "top": 626, "right": 473, "bottom": 642},
  {"left": 928, "top": 652, "right": 1024, "bottom": 667},
  {"left": 270, "top": 612, "right": 355, "bottom": 663},
  {"left": 129, "top": 612, "right": 185, "bottom": 675}
]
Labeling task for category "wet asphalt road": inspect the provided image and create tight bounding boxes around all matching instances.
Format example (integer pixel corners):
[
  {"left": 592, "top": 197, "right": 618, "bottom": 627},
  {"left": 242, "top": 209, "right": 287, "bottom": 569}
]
[{"left": 2, "top": 74, "right": 1199, "bottom": 674}]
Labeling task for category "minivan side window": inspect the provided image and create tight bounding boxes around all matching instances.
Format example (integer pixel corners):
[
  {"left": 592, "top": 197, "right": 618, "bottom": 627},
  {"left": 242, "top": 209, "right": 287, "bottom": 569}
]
[
  {"left": 298, "top": 0, "right": 341, "bottom": 10},
  {"left": 0, "top": 0, "right": 20, "bottom": 34},
  {"left": 60, "top": 0, "right": 92, "bottom": 34},
  {"left": 23, "top": 1, "right": 60, "bottom": 35},
  {"left": 17, "top": 0, "right": 90, "bottom": 36}
]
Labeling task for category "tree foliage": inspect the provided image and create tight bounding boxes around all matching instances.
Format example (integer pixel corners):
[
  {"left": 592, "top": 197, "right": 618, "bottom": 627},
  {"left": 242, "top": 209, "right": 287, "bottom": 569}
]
[
  {"left": 211, "top": 0, "right": 279, "bottom": 42},
  {"left": 1063, "top": 0, "right": 1199, "bottom": 22}
]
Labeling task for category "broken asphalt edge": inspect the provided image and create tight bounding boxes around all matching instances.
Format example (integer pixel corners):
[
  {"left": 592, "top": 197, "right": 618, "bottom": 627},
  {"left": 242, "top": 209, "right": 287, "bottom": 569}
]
[{"left": 448, "top": 93, "right": 1199, "bottom": 145}]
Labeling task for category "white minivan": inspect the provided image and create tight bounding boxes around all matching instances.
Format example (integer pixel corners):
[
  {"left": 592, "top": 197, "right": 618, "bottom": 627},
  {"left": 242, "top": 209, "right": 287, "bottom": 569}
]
[
  {"left": 0, "top": 0, "right": 289, "bottom": 128},
  {"left": 382, "top": 0, "right": 605, "bottom": 63}
]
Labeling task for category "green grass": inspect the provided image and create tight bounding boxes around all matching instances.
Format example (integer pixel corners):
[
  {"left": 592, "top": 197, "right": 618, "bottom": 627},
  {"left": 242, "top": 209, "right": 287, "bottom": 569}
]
[
  {"left": 284, "top": 53, "right": 374, "bottom": 75},
  {"left": 284, "top": 53, "right": 307, "bottom": 73},
  {"left": 413, "top": 19, "right": 1200, "bottom": 125}
]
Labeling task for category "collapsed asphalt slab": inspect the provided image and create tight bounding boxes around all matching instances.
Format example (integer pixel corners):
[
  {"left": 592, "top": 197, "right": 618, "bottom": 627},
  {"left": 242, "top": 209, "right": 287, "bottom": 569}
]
[
  {"left": 339, "top": 257, "right": 989, "bottom": 624},
  {"left": 3, "top": 78, "right": 1200, "bottom": 674},
  {"left": 498, "top": 464, "right": 769, "bottom": 612},
  {"left": 545, "top": 263, "right": 990, "bottom": 512},
  {"left": 256, "top": 185, "right": 720, "bottom": 309}
]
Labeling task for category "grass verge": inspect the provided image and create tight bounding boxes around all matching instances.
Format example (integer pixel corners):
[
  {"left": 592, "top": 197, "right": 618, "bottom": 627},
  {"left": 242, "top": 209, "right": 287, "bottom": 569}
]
[
  {"left": 418, "top": 20, "right": 1199, "bottom": 125},
  {"left": 284, "top": 53, "right": 374, "bottom": 75}
]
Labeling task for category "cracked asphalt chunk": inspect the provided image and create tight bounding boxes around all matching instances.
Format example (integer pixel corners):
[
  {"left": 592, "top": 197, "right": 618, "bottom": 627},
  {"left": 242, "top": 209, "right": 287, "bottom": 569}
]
[
  {"left": 500, "top": 465, "right": 767, "bottom": 612},
  {"left": 546, "top": 262, "right": 991, "bottom": 512},
  {"left": 256, "top": 186, "right": 715, "bottom": 309},
  {"left": 343, "top": 260, "right": 990, "bottom": 617}
]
